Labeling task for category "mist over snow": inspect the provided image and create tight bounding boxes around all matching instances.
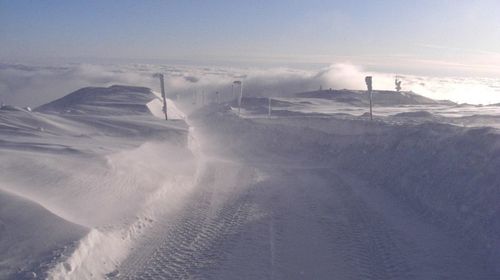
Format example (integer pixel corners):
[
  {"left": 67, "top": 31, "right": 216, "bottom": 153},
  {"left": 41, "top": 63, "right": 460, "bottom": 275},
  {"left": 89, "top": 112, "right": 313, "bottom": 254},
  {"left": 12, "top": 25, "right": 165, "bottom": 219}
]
[
  {"left": 2, "top": 62, "right": 500, "bottom": 107},
  {"left": 3, "top": 0, "right": 500, "bottom": 278},
  {"left": 2, "top": 64, "right": 500, "bottom": 279}
]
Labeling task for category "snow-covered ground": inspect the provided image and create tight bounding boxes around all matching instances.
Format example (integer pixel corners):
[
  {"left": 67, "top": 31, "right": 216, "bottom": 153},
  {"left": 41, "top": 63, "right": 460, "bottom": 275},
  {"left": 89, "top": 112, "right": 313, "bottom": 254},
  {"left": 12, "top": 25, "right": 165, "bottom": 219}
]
[
  {"left": 0, "top": 86, "right": 197, "bottom": 279},
  {"left": 237, "top": 89, "right": 500, "bottom": 130},
  {"left": 1, "top": 85, "right": 499, "bottom": 279}
]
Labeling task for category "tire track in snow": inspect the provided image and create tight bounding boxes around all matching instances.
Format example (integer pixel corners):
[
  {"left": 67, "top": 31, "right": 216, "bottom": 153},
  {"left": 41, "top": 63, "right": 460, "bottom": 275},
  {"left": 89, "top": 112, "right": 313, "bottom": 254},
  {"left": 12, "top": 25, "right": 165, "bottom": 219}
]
[
  {"left": 339, "top": 194, "right": 414, "bottom": 280},
  {"left": 291, "top": 168, "right": 415, "bottom": 280},
  {"left": 112, "top": 161, "right": 256, "bottom": 279},
  {"left": 324, "top": 168, "right": 498, "bottom": 279},
  {"left": 269, "top": 219, "right": 276, "bottom": 280}
]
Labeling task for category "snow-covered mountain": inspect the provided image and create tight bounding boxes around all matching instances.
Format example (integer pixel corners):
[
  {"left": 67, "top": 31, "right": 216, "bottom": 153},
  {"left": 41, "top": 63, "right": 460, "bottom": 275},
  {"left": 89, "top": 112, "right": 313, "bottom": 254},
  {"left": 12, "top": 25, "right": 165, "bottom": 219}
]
[{"left": 36, "top": 85, "right": 156, "bottom": 116}]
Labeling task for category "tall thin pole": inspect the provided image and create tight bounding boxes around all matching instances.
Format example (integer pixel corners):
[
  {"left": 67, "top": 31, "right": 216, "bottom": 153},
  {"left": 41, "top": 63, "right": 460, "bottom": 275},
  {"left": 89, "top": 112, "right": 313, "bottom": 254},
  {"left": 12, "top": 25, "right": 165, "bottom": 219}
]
[
  {"left": 159, "top": 74, "right": 168, "bottom": 120},
  {"left": 268, "top": 97, "right": 272, "bottom": 117},
  {"left": 233, "top": 80, "right": 243, "bottom": 115},
  {"left": 369, "top": 90, "right": 373, "bottom": 121},
  {"left": 238, "top": 82, "right": 243, "bottom": 115},
  {"left": 365, "top": 76, "right": 373, "bottom": 121}
]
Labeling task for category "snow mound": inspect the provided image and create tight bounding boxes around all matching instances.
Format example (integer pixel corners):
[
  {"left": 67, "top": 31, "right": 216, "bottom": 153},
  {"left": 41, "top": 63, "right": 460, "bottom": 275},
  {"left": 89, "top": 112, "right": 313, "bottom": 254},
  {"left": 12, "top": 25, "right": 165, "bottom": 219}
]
[
  {"left": 296, "top": 89, "right": 454, "bottom": 106},
  {"left": 1, "top": 85, "right": 196, "bottom": 279},
  {"left": 392, "top": 111, "right": 435, "bottom": 118},
  {"left": 0, "top": 105, "right": 30, "bottom": 112},
  {"left": 0, "top": 188, "right": 87, "bottom": 280},
  {"left": 36, "top": 85, "right": 156, "bottom": 116},
  {"left": 148, "top": 91, "right": 185, "bottom": 120}
]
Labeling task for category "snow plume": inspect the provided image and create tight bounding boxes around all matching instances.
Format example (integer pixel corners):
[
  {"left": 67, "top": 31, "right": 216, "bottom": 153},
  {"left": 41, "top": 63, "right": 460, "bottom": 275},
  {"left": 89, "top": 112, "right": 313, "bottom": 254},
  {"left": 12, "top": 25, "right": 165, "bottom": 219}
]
[
  {"left": 2, "top": 62, "right": 500, "bottom": 107},
  {"left": 0, "top": 62, "right": 388, "bottom": 106},
  {"left": 316, "top": 63, "right": 374, "bottom": 90},
  {"left": 205, "top": 64, "right": 500, "bottom": 105},
  {"left": 0, "top": 62, "right": 236, "bottom": 107},
  {"left": 169, "top": 64, "right": 381, "bottom": 99}
]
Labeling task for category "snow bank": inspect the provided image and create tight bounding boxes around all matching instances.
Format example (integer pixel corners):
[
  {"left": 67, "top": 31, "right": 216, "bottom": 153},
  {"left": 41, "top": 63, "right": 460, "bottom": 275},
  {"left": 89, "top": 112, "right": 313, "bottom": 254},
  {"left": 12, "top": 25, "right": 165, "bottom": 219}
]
[
  {"left": 0, "top": 188, "right": 86, "bottom": 279},
  {"left": 194, "top": 105, "right": 500, "bottom": 270},
  {"left": 338, "top": 124, "right": 500, "bottom": 262},
  {"left": 148, "top": 91, "right": 185, "bottom": 120},
  {"left": 0, "top": 85, "right": 198, "bottom": 279},
  {"left": 392, "top": 111, "right": 435, "bottom": 118}
]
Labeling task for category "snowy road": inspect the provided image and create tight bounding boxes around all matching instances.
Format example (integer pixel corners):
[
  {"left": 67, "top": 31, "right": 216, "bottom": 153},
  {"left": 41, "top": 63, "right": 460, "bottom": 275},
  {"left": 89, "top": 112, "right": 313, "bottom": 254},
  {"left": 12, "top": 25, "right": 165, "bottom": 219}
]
[{"left": 112, "top": 106, "right": 499, "bottom": 279}]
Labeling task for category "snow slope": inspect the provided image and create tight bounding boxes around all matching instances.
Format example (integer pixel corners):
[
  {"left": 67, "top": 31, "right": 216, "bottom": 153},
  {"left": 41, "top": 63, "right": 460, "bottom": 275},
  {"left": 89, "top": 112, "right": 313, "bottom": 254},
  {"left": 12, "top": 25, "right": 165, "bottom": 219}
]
[
  {"left": 108, "top": 96, "right": 500, "bottom": 279},
  {"left": 296, "top": 89, "right": 455, "bottom": 106},
  {"left": 2, "top": 84, "right": 499, "bottom": 279},
  {"left": 236, "top": 93, "right": 500, "bottom": 130},
  {"left": 181, "top": 104, "right": 500, "bottom": 279},
  {"left": 36, "top": 85, "right": 155, "bottom": 116},
  {"left": 0, "top": 85, "right": 198, "bottom": 279},
  {"left": 0, "top": 188, "right": 86, "bottom": 279}
]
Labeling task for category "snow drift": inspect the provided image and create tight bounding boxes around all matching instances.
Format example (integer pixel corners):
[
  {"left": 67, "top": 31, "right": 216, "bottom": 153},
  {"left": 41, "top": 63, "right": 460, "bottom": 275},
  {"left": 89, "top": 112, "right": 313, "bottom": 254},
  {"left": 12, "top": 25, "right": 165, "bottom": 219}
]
[
  {"left": 2, "top": 82, "right": 500, "bottom": 279},
  {"left": 0, "top": 85, "right": 198, "bottom": 279},
  {"left": 36, "top": 85, "right": 156, "bottom": 116},
  {"left": 295, "top": 89, "right": 455, "bottom": 106},
  {"left": 190, "top": 102, "right": 500, "bottom": 277}
]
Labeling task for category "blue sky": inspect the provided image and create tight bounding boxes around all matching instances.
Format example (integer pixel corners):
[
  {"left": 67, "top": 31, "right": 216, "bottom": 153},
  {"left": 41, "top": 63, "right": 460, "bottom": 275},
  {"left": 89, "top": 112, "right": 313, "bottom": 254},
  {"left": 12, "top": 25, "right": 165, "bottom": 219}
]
[{"left": 1, "top": 0, "right": 499, "bottom": 76}]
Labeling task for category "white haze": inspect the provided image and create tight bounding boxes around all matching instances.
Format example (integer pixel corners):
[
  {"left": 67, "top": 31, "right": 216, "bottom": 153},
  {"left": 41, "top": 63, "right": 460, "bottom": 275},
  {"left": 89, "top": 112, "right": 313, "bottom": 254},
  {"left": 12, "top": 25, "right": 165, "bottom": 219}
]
[{"left": 1, "top": 62, "right": 500, "bottom": 107}]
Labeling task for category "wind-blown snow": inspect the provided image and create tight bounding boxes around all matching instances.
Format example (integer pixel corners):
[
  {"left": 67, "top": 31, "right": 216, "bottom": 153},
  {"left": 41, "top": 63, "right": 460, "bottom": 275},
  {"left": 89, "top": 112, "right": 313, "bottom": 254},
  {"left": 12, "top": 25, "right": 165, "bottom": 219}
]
[
  {"left": 0, "top": 188, "right": 86, "bottom": 279},
  {"left": 3, "top": 62, "right": 500, "bottom": 107},
  {"left": 1, "top": 83, "right": 500, "bottom": 279},
  {"left": 178, "top": 102, "right": 500, "bottom": 279},
  {"left": 147, "top": 91, "right": 185, "bottom": 120},
  {"left": 0, "top": 85, "right": 198, "bottom": 279}
]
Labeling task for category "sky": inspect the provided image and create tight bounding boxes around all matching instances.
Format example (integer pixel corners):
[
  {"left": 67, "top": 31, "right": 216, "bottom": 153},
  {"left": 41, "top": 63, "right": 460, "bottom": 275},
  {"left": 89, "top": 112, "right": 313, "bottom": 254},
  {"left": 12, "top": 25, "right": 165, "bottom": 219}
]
[{"left": 1, "top": 0, "right": 500, "bottom": 76}]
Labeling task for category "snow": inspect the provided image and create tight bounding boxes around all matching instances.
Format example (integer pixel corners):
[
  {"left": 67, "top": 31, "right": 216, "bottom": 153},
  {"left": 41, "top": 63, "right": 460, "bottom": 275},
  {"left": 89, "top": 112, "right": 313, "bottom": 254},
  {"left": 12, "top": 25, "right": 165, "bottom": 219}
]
[
  {"left": 177, "top": 103, "right": 500, "bottom": 279},
  {"left": 235, "top": 93, "right": 500, "bottom": 130},
  {"left": 1, "top": 84, "right": 500, "bottom": 279},
  {"left": 147, "top": 91, "right": 185, "bottom": 120},
  {"left": 295, "top": 89, "right": 452, "bottom": 106},
  {"left": 0, "top": 188, "right": 85, "bottom": 279},
  {"left": 0, "top": 85, "right": 198, "bottom": 279}
]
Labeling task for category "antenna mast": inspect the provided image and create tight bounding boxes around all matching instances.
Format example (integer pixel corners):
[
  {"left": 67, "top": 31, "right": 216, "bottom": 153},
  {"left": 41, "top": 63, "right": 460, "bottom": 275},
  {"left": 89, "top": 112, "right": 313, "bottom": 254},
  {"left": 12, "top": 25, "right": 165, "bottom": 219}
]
[{"left": 395, "top": 75, "right": 402, "bottom": 92}]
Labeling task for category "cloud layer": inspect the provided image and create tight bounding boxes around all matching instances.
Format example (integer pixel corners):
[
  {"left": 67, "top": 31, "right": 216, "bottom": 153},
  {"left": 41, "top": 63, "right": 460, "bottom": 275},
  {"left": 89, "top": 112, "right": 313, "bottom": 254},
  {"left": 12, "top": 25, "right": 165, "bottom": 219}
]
[{"left": 1, "top": 62, "right": 500, "bottom": 107}]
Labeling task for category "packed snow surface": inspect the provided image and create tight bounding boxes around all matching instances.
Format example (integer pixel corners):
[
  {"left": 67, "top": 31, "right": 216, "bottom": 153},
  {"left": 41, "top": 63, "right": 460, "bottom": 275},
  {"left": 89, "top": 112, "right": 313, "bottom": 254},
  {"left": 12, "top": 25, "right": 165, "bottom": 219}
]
[{"left": 1, "top": 85, "right": 499, "bottom": 279}]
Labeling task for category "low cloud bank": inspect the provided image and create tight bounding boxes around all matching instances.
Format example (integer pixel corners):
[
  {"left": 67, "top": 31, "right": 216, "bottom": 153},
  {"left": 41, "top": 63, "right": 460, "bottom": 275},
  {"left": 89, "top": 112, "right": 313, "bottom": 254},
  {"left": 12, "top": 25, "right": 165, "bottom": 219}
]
[{"left": 1, "top": 62, "right": 500, "bottom": 107}]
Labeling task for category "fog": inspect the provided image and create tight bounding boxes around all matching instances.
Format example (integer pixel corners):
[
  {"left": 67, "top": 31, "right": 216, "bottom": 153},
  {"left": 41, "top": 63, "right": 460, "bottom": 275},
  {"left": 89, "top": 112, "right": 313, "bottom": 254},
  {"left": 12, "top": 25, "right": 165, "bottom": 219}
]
[{"left": 1, "top": 62, "right": 500, "bottom": 107}]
